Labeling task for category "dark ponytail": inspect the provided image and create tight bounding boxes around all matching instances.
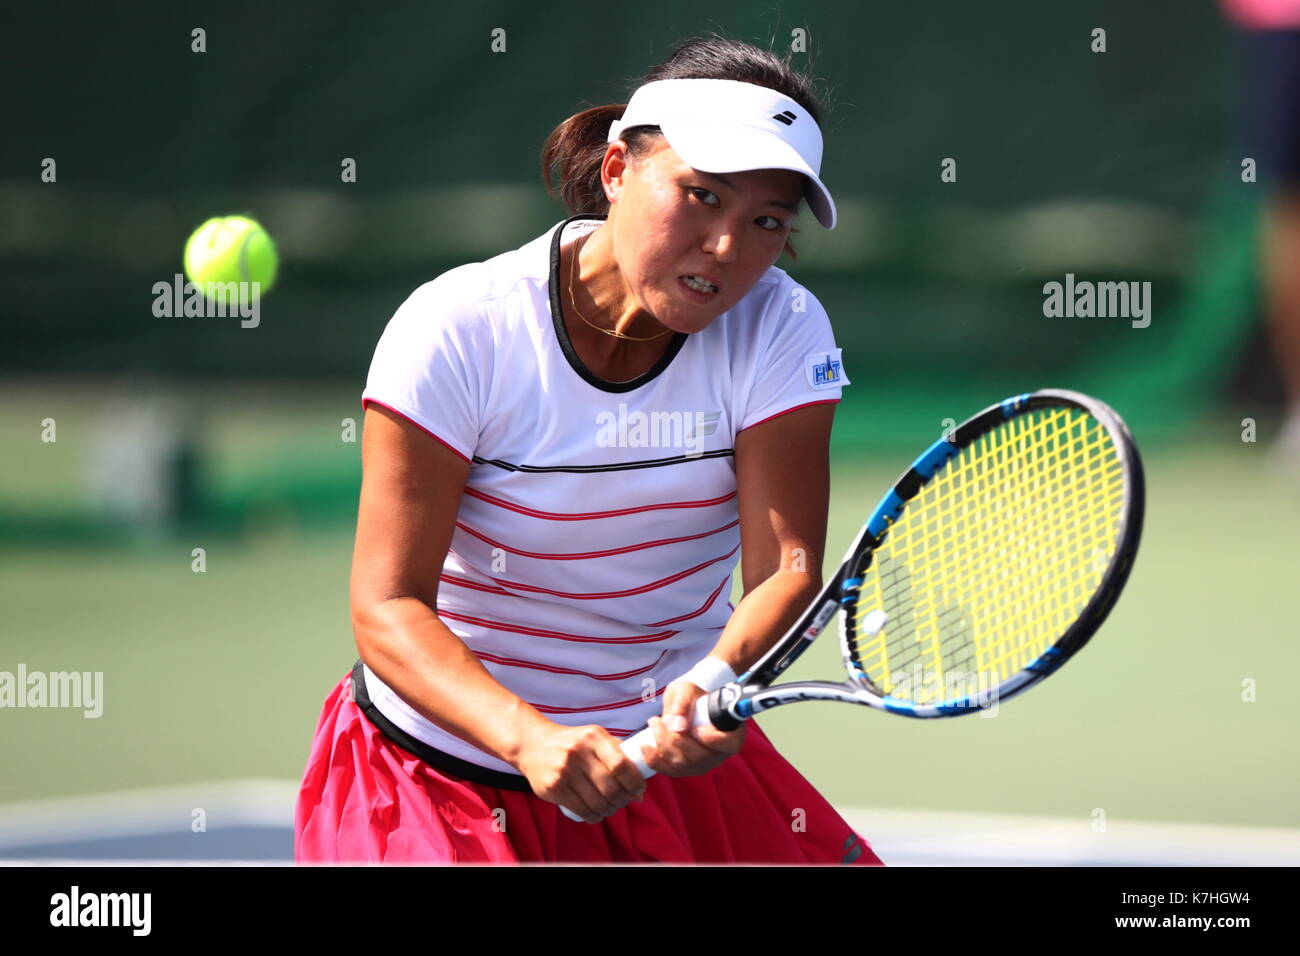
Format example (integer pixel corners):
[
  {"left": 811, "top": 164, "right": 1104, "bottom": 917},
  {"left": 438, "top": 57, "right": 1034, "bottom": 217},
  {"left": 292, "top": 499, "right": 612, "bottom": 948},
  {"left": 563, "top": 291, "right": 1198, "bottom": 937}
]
[{"left": 540, "top": 32, "right": 827, "bottom": 260}]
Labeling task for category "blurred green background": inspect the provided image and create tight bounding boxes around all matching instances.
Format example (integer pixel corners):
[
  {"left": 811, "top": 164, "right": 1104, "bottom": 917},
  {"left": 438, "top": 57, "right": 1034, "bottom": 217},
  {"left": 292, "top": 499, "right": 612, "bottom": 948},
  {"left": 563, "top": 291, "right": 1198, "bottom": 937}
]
[
  {"left": 3, "top": 0, "right": 1298, "bottom": 845},
  {"left": 2, "top": 438, "right": 1298, "bottom": 830}
]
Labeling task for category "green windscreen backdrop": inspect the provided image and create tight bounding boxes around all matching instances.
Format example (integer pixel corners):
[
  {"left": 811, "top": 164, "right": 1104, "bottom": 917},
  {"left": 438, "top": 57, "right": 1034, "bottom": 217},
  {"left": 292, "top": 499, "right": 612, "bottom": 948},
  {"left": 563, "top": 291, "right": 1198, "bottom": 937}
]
[{"left": 1, "top": 0, "right": 1265, "bottom": 537}]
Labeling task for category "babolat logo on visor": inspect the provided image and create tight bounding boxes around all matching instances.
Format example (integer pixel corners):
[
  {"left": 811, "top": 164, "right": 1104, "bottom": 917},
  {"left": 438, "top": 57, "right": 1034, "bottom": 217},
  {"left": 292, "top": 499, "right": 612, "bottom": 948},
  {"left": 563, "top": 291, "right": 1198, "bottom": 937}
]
[
  {"left": 773, "top": 110, "right": 797, "bottom": 126},
  {"left": 805, "top": 349, "right": 850, "bottom": 389}
]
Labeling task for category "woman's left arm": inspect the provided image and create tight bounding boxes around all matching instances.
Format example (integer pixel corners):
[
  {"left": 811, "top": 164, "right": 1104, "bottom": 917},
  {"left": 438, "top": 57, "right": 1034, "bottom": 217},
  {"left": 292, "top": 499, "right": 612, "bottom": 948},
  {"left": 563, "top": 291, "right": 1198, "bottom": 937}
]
[{"left": 638, "top": 401, "right": 836, "bottom": 777}]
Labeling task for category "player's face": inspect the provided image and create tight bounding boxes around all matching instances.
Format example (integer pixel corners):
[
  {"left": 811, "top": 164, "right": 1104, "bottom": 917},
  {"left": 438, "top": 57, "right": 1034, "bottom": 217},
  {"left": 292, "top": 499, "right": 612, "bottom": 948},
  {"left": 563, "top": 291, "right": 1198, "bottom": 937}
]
[{"left": 605, "top": 138, "right": 805, "bottom": 334}]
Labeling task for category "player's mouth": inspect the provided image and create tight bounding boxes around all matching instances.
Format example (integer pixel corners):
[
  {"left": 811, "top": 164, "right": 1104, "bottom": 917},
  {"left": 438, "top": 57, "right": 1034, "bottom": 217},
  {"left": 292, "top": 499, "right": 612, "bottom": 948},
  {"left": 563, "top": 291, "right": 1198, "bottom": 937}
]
[{"left": 678, "top": 274, "right": 719, "bottom": 302}]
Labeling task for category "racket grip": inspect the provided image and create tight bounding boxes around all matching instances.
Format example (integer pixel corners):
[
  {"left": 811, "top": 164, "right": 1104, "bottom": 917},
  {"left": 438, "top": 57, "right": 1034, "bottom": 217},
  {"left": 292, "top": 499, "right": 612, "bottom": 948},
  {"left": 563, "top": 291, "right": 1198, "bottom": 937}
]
[{"left": 560, "top": 694, "right": 712, "bottom": 823}]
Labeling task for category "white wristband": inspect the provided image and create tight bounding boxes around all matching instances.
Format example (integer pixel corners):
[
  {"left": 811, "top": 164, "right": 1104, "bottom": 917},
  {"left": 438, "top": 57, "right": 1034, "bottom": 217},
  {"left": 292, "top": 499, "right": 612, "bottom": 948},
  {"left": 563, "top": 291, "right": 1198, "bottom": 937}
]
[{"left": 673, "top": 656, "right": 738, "bottom": 693}]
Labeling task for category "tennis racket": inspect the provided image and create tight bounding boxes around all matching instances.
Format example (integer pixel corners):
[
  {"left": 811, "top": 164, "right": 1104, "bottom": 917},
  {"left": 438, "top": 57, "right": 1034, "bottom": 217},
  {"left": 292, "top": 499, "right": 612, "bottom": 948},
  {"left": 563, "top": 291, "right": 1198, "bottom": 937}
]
[{"left": 561, "top": 388, "right": 1144, "bottom": 823}]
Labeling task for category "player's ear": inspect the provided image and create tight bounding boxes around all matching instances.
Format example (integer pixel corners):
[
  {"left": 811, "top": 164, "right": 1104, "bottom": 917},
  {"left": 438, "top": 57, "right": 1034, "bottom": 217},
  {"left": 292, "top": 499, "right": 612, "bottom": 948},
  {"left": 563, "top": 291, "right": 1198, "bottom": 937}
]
[{"left": 601, "top": 142, "right": 631, "bottom": 203}]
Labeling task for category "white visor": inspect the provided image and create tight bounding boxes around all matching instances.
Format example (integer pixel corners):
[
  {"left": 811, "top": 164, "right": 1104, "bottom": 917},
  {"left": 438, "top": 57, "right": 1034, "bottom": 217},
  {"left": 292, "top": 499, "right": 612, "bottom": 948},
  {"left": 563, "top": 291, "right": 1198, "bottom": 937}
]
[{"left": 607, "top": 78, "right": 836, "bottom": 229}]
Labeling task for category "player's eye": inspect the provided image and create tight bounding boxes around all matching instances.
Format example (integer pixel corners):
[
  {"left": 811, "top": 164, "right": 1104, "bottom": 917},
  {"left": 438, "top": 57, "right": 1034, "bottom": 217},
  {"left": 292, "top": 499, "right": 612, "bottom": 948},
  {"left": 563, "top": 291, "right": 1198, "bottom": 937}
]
[{"left": 692, "top": 188, "right": 787, "bottom": 232}]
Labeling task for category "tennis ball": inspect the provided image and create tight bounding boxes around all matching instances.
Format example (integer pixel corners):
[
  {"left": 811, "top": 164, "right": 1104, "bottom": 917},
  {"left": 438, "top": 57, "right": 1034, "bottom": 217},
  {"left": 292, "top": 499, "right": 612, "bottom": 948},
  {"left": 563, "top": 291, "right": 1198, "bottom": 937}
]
[{"left": 183, "top": 215, "right": 278, "bottom": 298}]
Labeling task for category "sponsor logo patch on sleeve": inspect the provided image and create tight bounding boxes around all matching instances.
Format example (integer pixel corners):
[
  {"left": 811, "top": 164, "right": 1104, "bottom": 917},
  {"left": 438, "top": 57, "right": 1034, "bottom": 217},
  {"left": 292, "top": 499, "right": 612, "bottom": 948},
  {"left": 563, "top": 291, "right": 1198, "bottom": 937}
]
[{"left": 804, "top": 348, "right": 850, "bottom": 390}]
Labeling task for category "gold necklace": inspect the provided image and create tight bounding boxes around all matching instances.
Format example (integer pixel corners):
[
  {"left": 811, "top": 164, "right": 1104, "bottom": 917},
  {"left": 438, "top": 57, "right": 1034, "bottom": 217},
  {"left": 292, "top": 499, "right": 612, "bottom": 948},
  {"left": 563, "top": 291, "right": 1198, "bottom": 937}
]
[{"left": 567, "top": 232, "right": 673, "bottom": 342}]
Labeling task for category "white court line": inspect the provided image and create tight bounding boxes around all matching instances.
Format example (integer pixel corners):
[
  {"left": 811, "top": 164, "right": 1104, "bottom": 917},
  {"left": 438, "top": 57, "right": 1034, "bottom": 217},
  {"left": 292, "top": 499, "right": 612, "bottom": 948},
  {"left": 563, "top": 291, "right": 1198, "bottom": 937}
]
[
  {"left": 843, "top": 806, "right": 1300, "bottom": 866},
  {"left": 0, "top": 781, "right": 1297, "bottom": 865},
  {"left": 0, "top": 860, "right": 293, "bottom": 867},
  {"left": 0, "top": 779, "right": 297, "bottom": 848}
]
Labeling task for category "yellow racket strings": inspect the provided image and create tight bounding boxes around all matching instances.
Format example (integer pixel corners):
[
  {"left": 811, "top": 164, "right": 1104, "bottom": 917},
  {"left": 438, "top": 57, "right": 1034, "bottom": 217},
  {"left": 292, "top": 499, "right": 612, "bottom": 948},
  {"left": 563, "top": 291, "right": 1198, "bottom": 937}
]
[{"left": 853, "top": 407, "right": 1126, "bottom": 704}]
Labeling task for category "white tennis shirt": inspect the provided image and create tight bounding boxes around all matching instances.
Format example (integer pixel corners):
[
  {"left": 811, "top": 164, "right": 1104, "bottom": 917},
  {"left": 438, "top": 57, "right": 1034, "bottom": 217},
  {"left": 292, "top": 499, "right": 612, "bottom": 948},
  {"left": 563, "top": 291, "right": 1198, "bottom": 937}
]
[{"left": 359, "top": 214, "right": 850, "bottom": 776}]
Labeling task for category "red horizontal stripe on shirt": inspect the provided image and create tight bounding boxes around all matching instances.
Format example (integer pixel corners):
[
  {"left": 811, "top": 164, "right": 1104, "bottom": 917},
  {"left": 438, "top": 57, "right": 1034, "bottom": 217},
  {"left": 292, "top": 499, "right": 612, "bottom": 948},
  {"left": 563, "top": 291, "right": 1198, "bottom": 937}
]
[
  {"left": 645, "top": 575, "right": 732, "bottom": 627},
  {"left": 474, "top": 650, "right": 667, "bottom": 681},
  {"left": 440, "top": 558, "right": 733, "bottom": 627},
  {"left": 439, "top": 609, "right": 679, "bottom": 645},
  {"left": 439, "top": 572, "right": 513, "bottom": 596},
  {"left": 530, "top": 683, "right": 667, "bottom": 715},
  {"left": 454, "top": 519, "right": 740, "bottom": 560},
  {"left": 485, "top": 545, "right": 740, "bottom": 600},
  {"left": 463, "top": 486, "right": 737, "bottom": 520}
]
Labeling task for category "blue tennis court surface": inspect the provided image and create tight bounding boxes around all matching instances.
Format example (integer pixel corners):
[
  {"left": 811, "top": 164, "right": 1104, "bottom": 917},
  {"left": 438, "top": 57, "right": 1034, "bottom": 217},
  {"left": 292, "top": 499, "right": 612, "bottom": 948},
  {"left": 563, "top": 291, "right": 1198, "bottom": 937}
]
[{"left": 3, "top": 781, "right": 1298, "bottom": 865}]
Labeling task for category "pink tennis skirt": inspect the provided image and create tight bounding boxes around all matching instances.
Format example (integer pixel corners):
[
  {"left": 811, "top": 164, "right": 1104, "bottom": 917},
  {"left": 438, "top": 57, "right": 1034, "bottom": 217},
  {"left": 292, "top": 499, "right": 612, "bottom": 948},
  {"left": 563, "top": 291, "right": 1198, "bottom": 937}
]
[{"left": 294, "top": 669, "right": 884, "bottom": 865}]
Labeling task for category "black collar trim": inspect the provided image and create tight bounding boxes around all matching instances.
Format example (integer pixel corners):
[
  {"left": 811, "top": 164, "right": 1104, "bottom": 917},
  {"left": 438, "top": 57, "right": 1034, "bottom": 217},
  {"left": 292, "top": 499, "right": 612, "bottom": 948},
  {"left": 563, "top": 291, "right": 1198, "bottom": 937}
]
[{"left": 548, "top": 214, "right": 689, "bottom": 394}]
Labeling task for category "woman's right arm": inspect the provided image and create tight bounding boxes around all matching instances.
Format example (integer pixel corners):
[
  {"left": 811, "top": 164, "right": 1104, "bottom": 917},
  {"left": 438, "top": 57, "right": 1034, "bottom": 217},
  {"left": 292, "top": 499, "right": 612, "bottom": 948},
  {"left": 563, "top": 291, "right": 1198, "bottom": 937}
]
[{"left": 350, "top": 404, "right": 646, "bottom": 822}]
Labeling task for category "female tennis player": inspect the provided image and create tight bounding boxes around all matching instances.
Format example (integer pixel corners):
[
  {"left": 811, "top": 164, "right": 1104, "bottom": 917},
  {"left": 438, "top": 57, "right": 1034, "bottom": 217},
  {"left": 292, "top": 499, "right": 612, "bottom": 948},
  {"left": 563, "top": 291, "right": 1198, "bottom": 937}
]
[{"left": 294, "top": 33, "right": 883, "bottom": 865}]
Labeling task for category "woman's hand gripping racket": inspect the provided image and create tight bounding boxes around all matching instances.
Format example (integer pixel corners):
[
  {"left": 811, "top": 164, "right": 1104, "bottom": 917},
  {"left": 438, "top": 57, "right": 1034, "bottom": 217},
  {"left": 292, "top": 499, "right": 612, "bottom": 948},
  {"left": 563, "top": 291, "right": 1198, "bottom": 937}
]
[{"left": 561, "top": 389, "right": 1144, "bottom": 823}]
